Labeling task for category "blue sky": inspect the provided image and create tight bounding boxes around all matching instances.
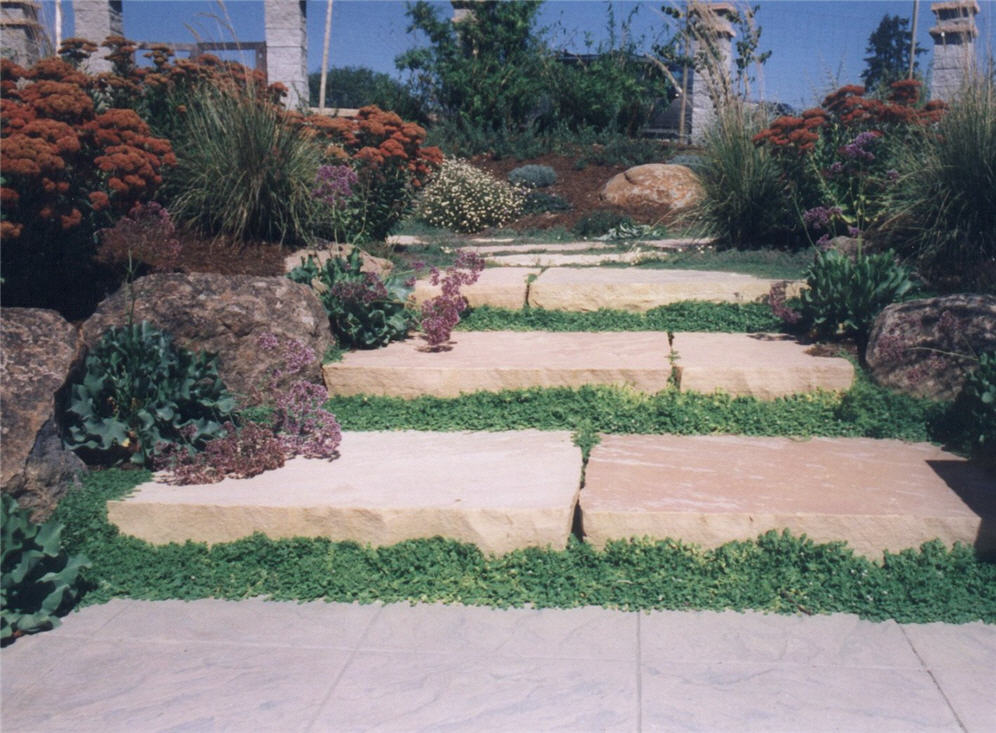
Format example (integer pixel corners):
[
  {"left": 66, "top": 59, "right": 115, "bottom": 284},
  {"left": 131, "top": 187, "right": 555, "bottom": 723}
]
[{"left": 36, "top": 1, "right": 996, "bottom": 108}]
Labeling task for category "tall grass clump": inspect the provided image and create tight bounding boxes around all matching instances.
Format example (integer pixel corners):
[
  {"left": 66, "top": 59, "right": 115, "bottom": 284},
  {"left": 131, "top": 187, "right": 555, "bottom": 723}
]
[
  {"left": 695, "top": 102, "right": 795, "bottom": 249},
  {"left": 883, "top": 73, "right": 996, "bottom": 292},
  {"left": 166, "top": 89, "right": 324, "bottom": 245}
]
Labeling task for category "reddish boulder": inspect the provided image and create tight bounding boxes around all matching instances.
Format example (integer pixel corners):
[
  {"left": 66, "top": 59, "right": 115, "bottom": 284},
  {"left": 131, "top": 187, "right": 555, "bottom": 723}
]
[
  {"left": 1, "top": 308, "right": 85, "bottom": 519},
  {"left": 865, "top": 294, "right": 996, "bottom": 400},
  {"left": 81, "top": 274, "right": 334, "bottom": 399},
  {"left": 599, "top": 164, "right": 704, "bottom": 214}
]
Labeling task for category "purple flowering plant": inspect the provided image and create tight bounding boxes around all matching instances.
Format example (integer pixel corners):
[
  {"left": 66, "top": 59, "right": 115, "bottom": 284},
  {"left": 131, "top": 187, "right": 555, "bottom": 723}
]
[
  {"left": 312, "top": 164, "right": 359, "bottom": 241},
  {"left": 415, "top": 251, "right": 485, "bottom": 348}
]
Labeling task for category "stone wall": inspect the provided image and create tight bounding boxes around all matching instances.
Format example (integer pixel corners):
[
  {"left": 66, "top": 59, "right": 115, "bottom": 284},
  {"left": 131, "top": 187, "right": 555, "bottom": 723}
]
[{"left": 1, "top": 1, "right": 52, "bottom": 66}]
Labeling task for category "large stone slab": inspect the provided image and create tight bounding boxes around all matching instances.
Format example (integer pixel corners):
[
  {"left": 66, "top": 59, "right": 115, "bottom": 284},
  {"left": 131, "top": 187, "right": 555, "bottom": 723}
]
[
  {"left": 486, "top": 252, "right": 648, "bottom": 267},
  {"left": 581, "top": 435, "right": 996, "bottom": 559},
  {"left": 528, "top": 268, "right": 799, "bottom": 311},
  {"left": 672, "top": 333, "right": 854, "bottom": 398},
  {"left": 458, "top": 242, "right": 615, "bottom": 255},
  {"left": 412, "top": 267, "right": 537, "bottom": 310},
  {"left": 323, "top": 331, "right": 672, "bottom": 398},
  {"left": 107, "top": 431, "right": 582, "bottom": 555}
]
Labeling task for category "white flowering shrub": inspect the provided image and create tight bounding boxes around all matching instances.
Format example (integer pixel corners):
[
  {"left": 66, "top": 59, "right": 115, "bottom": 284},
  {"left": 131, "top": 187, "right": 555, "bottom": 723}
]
[{"left": 415, "top": 158, "right": 524, "bottom": 233}]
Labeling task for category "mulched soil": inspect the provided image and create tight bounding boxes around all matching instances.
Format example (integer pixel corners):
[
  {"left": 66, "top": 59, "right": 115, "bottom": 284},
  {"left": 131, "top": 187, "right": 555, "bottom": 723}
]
[
  {"left": 472, "top": 153, "right": 673, "bottom": 231},
  {"left": 169, "top": 154, "right": 664, "bottom": 275}
]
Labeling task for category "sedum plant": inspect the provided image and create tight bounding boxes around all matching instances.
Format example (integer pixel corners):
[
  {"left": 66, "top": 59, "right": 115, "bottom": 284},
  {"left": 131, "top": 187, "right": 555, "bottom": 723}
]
[
  {"left": 415, "top": 158, "right": 523, "bottom": 233},
  {"left": 64, "top": 321, "right": 238, "bottom": 466},
  {"left": 288, "top": 248, "right": 413, "bottom": 349},
  {"left": 2, "top": 494, "right": 89, "bottom": 645},
  {"left": 797, "top": 248, "right": 914, "bottom": 352}
]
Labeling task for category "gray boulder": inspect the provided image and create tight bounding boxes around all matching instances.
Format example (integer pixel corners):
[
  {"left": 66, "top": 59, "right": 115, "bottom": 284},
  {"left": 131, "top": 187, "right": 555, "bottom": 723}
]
[
  {"left": 81, "top": 274, "right": 334, "bottom": 399},
  {"left": 1, "top": 308, "right": 85, "bottom": 520},
  {"left": 865, "top": 294, "right": 996, "bottom": 400}
]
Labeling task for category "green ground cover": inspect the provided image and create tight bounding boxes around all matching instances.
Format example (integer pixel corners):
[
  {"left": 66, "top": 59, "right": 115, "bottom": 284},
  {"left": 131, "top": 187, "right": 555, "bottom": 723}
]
[{"left": 56, "top": 469, "right": 996, "bottom": 624}]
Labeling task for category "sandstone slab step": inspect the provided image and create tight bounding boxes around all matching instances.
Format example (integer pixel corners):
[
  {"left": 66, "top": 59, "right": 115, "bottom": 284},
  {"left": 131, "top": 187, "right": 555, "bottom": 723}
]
[
  {"left": 323, "top": 331, "right": 671, "bottom": 398},
  {"left": 672, "top": 333, "right": 855, "bottom": 399},
  {"left": 107, "top": 431, "right": 582, "bottom": 556},
  {"left": 581, "top": 434, "right": 996, "bottom": 559},
  {"left": 486, "top": 252, "right": 649, "bottom": 267},
  {"left": 457, "top": 241, "right": 616, "bottom": 255},
  {"left": 412, "top": 267, "right": 537, "bottom": 310},
  {"left": 527, "top": 268, "right": 800, "bottom": 311}
]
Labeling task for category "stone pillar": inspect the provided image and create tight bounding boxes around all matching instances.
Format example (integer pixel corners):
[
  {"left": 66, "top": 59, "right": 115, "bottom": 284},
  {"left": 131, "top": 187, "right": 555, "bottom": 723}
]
[
  {"left": 264, "top": 0, "right": 308, "bottom": 109},
  {"left": 929, "top": 1, "right": 979, "bottom": 102},
  {"left": 72, "top": 0, "right": 123, "bottom": 74},
  {"left": 0, "top": 1, "right": 53, "bottom": 66},
  {"left": 689, "top": 2, "right": 735, "bottom": 143}
]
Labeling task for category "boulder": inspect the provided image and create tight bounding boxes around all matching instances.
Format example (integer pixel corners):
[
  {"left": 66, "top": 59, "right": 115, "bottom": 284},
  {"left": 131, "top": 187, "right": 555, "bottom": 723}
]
[
  {"left": 81, "top": 274, "right": 334, "bottom": 399},
  {"left": 1, "top": 308, "right": 85, "bottom": 519},
  {"left": 284, "top": 243, "right": 394, "bottom": 280},
  {"left": 599, "top": 164, "right": 704, "bottom": 213},
  {"left": 866, "top": 294, "right": 996, "bottom": 400}
]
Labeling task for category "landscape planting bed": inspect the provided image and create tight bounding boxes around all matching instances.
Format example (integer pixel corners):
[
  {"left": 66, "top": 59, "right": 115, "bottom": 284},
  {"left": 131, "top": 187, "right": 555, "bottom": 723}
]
[
  {"left": 107, "top": 431, "right": 583, "bottom": 556},
  {"left": 581, "top": 435, "right": 996, "bottom": 559}
]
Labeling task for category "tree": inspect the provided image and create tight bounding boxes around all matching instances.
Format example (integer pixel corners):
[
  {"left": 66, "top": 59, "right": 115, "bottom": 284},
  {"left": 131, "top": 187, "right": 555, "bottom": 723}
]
[
  {"left": 306, "top": 66, "right": 426, "bottom": 123},
  {"left": 395, "top": 1, "right": 547, "bottom": 134},
  {"left": 861, "top": 14, "right": 927, "bottom": 94}
]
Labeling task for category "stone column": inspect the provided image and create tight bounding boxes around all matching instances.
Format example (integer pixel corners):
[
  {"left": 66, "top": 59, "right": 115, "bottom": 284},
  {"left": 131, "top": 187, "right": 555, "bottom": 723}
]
[
  {"left": 264, "top": 0, "right": 308, "bottom": 109},
  {"left": 0, "top": 1, "right": 53, "bottom": 67},
  {"left": 689, "top": 2, "right": 735, "bottom": 143},
  {"left": 72, "top": 0, "right": 123, "bottom": 74},
  {"left": 929, "top": 1, "right": 980, "bottom": 102}
]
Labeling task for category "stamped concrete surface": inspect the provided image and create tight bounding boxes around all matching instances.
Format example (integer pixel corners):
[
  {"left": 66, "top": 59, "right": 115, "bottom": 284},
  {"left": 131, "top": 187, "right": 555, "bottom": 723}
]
[
  {"left": 412, "top": 266, "right": 538, "bottom": 310},
  {"left": 581, "top": 434, "right": 996, "bottom": 558},
  {"left": 107, "top": 430, "right": 581, "bottom": 555},
  {"left": 323, "top": 331, "right": 672, "bottom": 398},
  {"left": 672, "top": 332, "right": 855, "bottom": 398},
  {"left": 3, "top": 599, "right": 993, "bottom": 732},
  {"left": 528, "top": 268, "right": 801, "bottom": 311}
]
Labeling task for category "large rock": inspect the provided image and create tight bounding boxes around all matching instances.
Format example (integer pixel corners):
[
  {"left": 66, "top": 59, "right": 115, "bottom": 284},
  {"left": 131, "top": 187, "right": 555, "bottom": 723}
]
[
  {"left": 599, "top": 164, "right": 704, "bottom": 213},
  {"left": 1, "top": 308, "right": 85, "bottom": 519},
  {"left": 284, "top": 243, "right": 394, "bottom": 280},
  {"left": 82, "top": 274, "right": 334, "bottom": 398},
  {"left": 866, "top": 295, "right": 996, "bottom": 400}
]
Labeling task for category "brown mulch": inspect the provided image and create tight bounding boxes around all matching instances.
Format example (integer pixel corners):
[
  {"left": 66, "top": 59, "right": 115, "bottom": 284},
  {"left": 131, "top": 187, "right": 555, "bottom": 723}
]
[
  {"left": 168, "top": 154, "right": 664, "bottom": 275},
  {"left": 472, "top": 153, "right": 670, "bottom": 231}
]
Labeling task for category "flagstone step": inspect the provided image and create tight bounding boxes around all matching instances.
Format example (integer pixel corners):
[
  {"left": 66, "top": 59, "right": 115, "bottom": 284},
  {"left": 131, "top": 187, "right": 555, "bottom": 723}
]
[
  {"left": 580, "top": 434, "right": 996, "bottom": 560},
  {"left": 413, "top": 267, "right": 537, "bottom": 310},
  {"left": 323, "top": 332, "right": 853, "bottom": 399},
  {"left": 323, "top": 331, "right": 673, "bottom": 398},
  {"left": 671, "top": 333, "right": 854, "bottom": 400},
  {"left": 107, "top": 431, "right": 583, "bottom": 556},
  {"left": 485, "top": 252, "right": 648, "bottom": 267},
  {"left": 527, "top": 268, "right": 801, "bottom": 311}
]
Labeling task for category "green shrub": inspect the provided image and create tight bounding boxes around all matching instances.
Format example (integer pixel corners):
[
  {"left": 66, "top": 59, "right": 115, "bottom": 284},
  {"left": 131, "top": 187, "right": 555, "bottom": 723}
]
[
  {"left": 164, "top": 89, "right": 324, "bottom": 245},
  {"left": 415, "top": 158, "right": 524, "bottom": 233},
  {"left": 507, "top": 164, "right": 557, "bottom": 188},
  {"left": 288, "top": 249, "right": 413, "bottom": 349},
  {"left": 797, "top": 248, "right": 914, "bottom": 352},
  {"left": 521, "top": 191, "right": 571, "bottom": 215},
  {"left": 64, "top": 321, "right": 238, "bottom": 466},
  {"left": 881, "top": 74, "right": 996, "bottom": 292},
  {"left": 947, "top": 351, "right": 996, "bottom": 465},
  {"left": 696, "top": 103, "right": 796, "bottom": 248},
  {"left": 2, "top": 494, "right": 89, "bottom": 645},
  {"left": 571, "top": 210, "right": 633, "bottom": 238}
]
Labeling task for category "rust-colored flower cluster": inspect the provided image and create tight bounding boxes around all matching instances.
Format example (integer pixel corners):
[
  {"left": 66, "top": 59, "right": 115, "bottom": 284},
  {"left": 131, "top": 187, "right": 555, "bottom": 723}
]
[
  {"left": 293, "top": 105, "right": 443, "bottom": 188},
  {"left": 753, "top": 80, "right": 948, "bottom": 156},
  {"left": 0, "top": 52, "right": 174, "bottom": 241}
]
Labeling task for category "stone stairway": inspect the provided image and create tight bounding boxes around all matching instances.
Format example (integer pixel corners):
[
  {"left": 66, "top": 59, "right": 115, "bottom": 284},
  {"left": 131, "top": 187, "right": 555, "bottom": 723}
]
[{"left": 106, "top": 237, "right": 996, "bottom": 560}]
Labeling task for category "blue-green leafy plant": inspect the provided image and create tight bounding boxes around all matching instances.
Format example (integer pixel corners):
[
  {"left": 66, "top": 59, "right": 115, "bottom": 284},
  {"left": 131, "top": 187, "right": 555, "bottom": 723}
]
[
  {"left": 288, "top": 249, "right": 414, "bottom": 349},
  {"left": 64, "top": 321, "right": 238, "bottom": 466},
  {"left": 507, "top": 164, "right": 557, "bottom": 188},
  {"left": 797, "top": 248, "right": 914, "bottom": 351},
  {"left": 1, "top": 494, "right": 89, "bottom": 645},
  {"left": 948, "top": 351, "right": 996, "bottom": 466}
]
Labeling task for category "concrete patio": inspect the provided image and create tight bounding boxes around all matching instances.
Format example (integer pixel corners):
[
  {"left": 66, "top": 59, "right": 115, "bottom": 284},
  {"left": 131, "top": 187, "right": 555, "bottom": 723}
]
[{"left": 3, "top": 598, "right": 993, "bottom": 732}]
